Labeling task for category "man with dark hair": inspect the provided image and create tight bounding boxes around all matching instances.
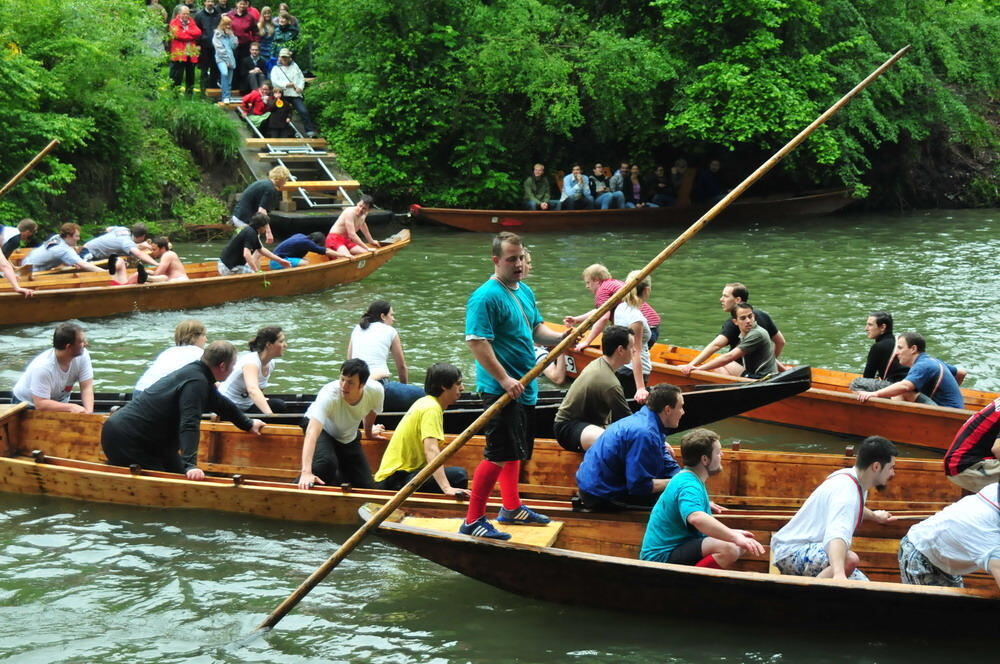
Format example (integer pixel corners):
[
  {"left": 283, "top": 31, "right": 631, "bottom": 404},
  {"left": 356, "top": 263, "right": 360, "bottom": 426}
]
[
  {"left": 81, "top": 223, "right": 158, "bottom": 267},
  {"left": 680, "top": 281, "right": 786, "bottom": 376},
  {"left": 589, "top": 163, "right": 624, "bottom": 209},
  {"left": 326, "top": 195, "right": 379, "bottom": 258},
  {"left": 574, "top": 384, "right": 686, "bottom": 511},
  {"left": 101, "top": 341, "right": 265, "bottom": 480},
  {"left": 553, "top": 325, "right": 634, "bottom": 452},
  {"left": 854, "top": 332, "right": 967, "bottom": 408},
  {"left": 297, "top": 358, "right": 385, "bottom": 490},
  {"left": 271, "top": 231, "right": 341, "bottom": 268},
  {"left": 943, "top": 397, "right": 1000, "bottom": 491},
  {"left": 523, "top": 163, "right": 560, "bottom": 211},
  {"left": 147, "top": 237, "right": 189, "bottom": 282},
  {"left": 218, "top": 213, "right": 289, "bottom": 274},
  {"left": 373, "top": 362, "right": 470, "bottom": 496},
  {"left": 23, "top": 223, "right": 104, "bottom": 274},
  {"left": 850, "top": 311, "right": 907, "bottom": 392},
  {"left": 1, "top": 218, "right": 39, "bottom": 258},
  {"left": 641, "top": 429, "right": 765, "bottom": 567},
  {"left": 12, "top": 323, "right": 94, "bottom": 413},
  {"left": 683, "top": 303, "right": 777, "bottom": 378},
  {"left": 461, "top": 231, "right": 566, "bottom": 539},
  {"left": 771, "top": 435, "right": 898, "bottom": 580},
  {"left": 560, "top": 164, "right": 594, "bottom": 210},
  {"left": 898, "top": 483, "right": 1000, "bottom": 591},
  {"left": 194, "top": 0, "right": 222, "bottom": 94}
]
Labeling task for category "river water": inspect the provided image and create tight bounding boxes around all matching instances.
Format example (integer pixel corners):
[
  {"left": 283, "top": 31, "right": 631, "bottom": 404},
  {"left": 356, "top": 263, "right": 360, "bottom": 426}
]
[{"left": 0, "top": 209, "right": 996, "bottom": 661}]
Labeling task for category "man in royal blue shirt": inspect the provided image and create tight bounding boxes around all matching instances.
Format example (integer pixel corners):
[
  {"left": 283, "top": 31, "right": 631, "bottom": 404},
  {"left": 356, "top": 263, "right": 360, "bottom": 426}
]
[
  {"left": 575, "top": 384, "right": 685, "bottom": 511},
  {"left": 271, "top": 231, "right": 340, "bottom": 268},
  {"left": 855, "top": 331, "right": 967, "bottom": 409},
  {"left": 640, "top": 428, "right": 765, "bottom": 568}
]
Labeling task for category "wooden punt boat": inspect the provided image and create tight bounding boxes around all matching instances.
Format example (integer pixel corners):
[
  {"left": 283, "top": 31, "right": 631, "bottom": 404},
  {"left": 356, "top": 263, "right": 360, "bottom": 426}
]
[
  {"left": 0, "top": 231, "right": 411, "bottom": 327},
  {"left": 412, "top": 189, "right": 853, "bottom": 233},
  {"left": 1, "top": 366, "right": 811, "bottom": 439},
  {"left": 359, "top": 503, "right": 998, "bottom": 635},
  {"left": 0, "top": 403, "right": 964, "bottom": 530},
  {"left": 557, "top": 329, "right": 995, "bottom": 451}
]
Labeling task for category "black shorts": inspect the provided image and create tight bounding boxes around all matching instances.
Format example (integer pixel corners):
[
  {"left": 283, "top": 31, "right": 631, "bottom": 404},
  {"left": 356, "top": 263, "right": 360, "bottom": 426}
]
[
  {"left": 666, "top": 537, "right": 706, "bottom": 565},
  {"left": 480, "top": 392, "right": 535, "bottom": 462},
  {"left": 553, "top": 418, "right": 589, "bottom": 453}
]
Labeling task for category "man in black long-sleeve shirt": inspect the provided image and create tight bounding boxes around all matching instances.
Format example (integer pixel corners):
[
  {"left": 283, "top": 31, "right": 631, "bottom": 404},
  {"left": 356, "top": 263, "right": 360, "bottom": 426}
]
[{"left": 101, "top": 341, "right": 266, "bottom": 480}]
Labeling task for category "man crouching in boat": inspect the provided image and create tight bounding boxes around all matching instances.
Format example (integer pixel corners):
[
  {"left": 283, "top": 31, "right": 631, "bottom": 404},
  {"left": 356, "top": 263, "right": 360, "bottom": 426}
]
[
  {"left": 101, "top": 341, "right": 266, "bottom": 480},
  {"left": 680, "top": 303, "right": 777, "bottom": 379},
  {"left": 770, "top": 436, "right": 897, "bottom": 580},
  {"left": 12, "top": 323, "right": 93, "bottom": 413},
  {"left": 640, "top": 429, "right": 765, "bottom": 568},
  {"left": 575, "top": 384, "right": 685, "bottom": 511}
]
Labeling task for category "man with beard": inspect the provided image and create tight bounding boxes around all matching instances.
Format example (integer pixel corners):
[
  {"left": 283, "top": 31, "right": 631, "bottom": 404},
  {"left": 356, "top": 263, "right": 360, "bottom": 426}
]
[
  {"left": 640, "top": 429, "right": 765, "bottom": 568},
  {"left": 770, "top": 436, "right": 898, "bottom": 580}
]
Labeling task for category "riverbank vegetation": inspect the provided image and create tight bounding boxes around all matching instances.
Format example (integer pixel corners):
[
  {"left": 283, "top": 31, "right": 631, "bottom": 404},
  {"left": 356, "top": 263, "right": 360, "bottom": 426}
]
[
  {"left": 0, "top": 0, "right": 237, "bottom": 236},
  {"left": 298, "top": 0, "right": 999, "bottom": 209}
]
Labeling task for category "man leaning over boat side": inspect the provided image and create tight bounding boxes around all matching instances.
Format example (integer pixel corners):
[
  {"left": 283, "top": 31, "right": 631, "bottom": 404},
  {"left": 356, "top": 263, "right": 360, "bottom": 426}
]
[
  {"left": 849, "top": 310, "right": 908, "bottom": 393},
  {"left": 270, "top": 231, "right": 339, "bottom": 268},
  {"left": 218, "top": 213, "right": 290, "bottom": 274},
  {"left": 770, "top": 436, "right": 898, "bottom": 581},
  {"left": 460, "top": 231, "right": 565, "bottom": 540},
  {"left": 296, "top": 358, "right": 385, "bottom": 491},
  {"left": 101, "top": 341, "right": 265, "bottom": 480},
  {"left": 373, "top": 362, "right": 470, "bottom": 497},
  {"left": 679, "top": 282, "right": 787, "bottom": 376},
  {"left": 682, "top": 303, "right": 777, "bottom": 378},
  {"left": 11, "top": 323, "right": 94, "bottom": 413},
  {"left": 22, "top": 223, "right": 105, "bottom": 275},
  {"left": 523, "top": 163, "right": 560, "bottom": 211},
  {"left": 640, "top": 428, "right": 765, "bottom": 568},
  {"left": 897, "top": 483, "right": 1000, "bottom": 591},
  {"left": 574, "top": 384, "right": 688, "bottom": 511},
  {"left": 564, "top": 263, "right": 661, "bottom": 351},
  {"left": 80, "top": 223, "right": 158, "bottom": 268},
  {"left": 231, "top": 165, "right": 291, "bottom": 244},
  {"left": 854, "top": 332, "right": 966, "bottom": 409},
  {"left": 942, "top": 396, "right": 1000, "bottom": 492},
  {"left": 325, "top": 195, "right": 379, "bottom": 258},
  {"left": 553, "top": 324, "right": 634, "bottom": 453}
]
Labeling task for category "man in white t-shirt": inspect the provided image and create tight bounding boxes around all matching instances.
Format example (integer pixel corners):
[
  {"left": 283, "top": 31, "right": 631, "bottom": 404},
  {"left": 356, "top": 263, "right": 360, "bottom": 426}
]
[
  {"left": 297, "top": 359, "right": 385, "bottom": 490},
  {"left": 771, "top": 436, "right": 898, "bottom": 580},
  {"left": 898, "top": 483, "right": 1000, "bottom": 590},
  {"left": 12, "top": 323, "right": 95, "bottom": 413}
]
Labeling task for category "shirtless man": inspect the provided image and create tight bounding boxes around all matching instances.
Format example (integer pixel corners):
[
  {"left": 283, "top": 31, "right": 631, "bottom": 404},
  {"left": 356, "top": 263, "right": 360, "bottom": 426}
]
[
  {"left": 325, "top": 195, "right": 378, "bottom": 257},
  {"left": 148, "top": 237, "right": 189, "bottom": 281}
]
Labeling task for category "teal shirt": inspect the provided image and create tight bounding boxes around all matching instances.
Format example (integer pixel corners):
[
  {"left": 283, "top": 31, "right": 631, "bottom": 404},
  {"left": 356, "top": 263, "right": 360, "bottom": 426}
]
[
  {"left": 465, "top": 277, "right": 542, "bottom": 405},
  {"left": 640, "top": 469, "right": 709, "bottom": 562}
]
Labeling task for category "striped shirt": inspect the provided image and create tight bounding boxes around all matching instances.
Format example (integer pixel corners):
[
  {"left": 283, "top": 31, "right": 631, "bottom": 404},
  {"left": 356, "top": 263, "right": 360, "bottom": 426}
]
[{"left": 944, "top": 397, "right": 1000, "bottom": 476}]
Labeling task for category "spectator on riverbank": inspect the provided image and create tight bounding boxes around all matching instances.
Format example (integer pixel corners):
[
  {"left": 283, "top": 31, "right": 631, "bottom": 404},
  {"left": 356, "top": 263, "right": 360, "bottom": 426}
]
[
  {"left": 608, "top": 160, "right": 630, "bottom": 196},
  {"left": 2, "top": 218, "right": 39, "bottom": 258},
  {"left": 272, "top": 10, "right": 299, "bottom": 49},
  {"left": 240, "top": 80, "right": 272, "bottom": 127},
  {"left": 240, "top": 42, "right": 268, "bottom": 94},
  {"left": 213, "top": 14, "right": 239, "bottom": 103},
  {"left": 227, "top": 0, "right": 259, "bottom": 83},
  {"left": 561, "top": 164, "right": 594, "bottom": 210},
  {"left": 273, "top": 2, "right": 297, "bottom": 26},
  {"left": 648, "top": 165, "right": 675, "bottom": 207},
  {"left": 589, "top": 163, "right": 625, "bottom": 209},
  {"left": 168, "top": 6, "right": 202, "bottom": 95},
  {"left": 263, "top": 87, "right": 294, "bottom": 137},
  {"left": 623, "top": 164, "right": 658, "bottom": 208},
  {"left": 194, "top": 0, "right": 221, "bottom": 93},
  {"left": 231, "top": 165, "right": 291, "bottom": 241},
  {"left": 693, "top": 158, "right": 729, "bottom": 204},
  {"left": 257, "top": 6, "right": 275, "bottom": 60},
  {"left": 269, "top": 48, "right": 316, "bottom": 137},
  {"left": 12, "top": 323, "right": 94, "bottom": 413},
  {"left": 23, "top": 224, "right": 104, "bottom": 274},
  {"left": 523, "top": 163, "right": 560, "bottom": 211}
]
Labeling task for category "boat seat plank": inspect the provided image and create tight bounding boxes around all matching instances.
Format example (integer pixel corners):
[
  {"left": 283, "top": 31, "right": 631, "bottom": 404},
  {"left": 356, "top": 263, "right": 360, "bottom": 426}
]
[
  {"left": 280, "top": 180, "right": 361, "bottom": 191},
  {"left": 401, "top": 516, "right": 564, "bottom": 547},
  {"left": 245, "top": 138, "right": 327, "bottom": 148},
  {"left": 256, "top": 152, "right": 330, "bottom": 161}
]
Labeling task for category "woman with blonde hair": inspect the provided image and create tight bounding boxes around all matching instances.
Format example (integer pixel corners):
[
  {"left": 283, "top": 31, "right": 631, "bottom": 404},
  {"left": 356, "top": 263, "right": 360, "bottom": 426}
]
[
  {"left": 612, "top": 270, "right": 653, "bottom": 404},
  {"left": 133, "top": 320, "right": 208, "bottom": 396},
  {"left": 257, "top": 6, "right": 275, "bottom": 61},
  {"left": 213, "top": 14, "right": 239, "bottom": 102}
]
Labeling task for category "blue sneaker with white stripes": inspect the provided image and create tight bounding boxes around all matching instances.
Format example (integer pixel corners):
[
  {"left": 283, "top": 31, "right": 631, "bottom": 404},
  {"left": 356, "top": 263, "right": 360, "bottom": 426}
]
[
  {"left": 458, "top": 516, "right": 512, "bottom": 540},
  {"left": 497, "top": 505, "right": 551, "bottom": 526}
]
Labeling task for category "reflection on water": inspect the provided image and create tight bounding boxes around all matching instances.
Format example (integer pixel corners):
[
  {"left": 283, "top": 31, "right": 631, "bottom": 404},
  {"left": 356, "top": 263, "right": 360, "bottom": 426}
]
[{"left": 0, "top": 210, "right": 995, "bottom": 660}]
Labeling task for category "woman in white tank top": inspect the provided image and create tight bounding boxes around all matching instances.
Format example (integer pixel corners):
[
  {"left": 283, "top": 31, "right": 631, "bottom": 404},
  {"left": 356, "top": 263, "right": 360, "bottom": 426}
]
[
  {"left": 220, "top": 326, "right": 288, "bottom": 413},
  {"left": 347, "top": 300, "right": 424, "bottom": 411}
]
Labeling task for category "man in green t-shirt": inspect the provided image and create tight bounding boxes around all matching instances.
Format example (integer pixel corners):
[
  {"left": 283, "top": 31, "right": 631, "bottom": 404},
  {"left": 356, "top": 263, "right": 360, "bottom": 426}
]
[
  {"left": 682, "top": 302, "right": 777, "bottom": 378},
  {"left": 373, "top": 362, "right": 470, "bottom": 497}
]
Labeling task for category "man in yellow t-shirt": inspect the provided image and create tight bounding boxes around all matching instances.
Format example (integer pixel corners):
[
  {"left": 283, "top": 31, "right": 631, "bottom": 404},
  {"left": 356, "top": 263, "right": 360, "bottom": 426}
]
[{"left": 374, "top": 362, "right": 471, "bottom": 496}]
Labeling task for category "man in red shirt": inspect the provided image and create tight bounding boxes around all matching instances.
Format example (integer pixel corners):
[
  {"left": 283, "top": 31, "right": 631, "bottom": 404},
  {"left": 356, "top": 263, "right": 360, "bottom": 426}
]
[
  {"left": 944, "top": 397, "right": 1000, "bottom": 491},
  {"left": 564, "top": 263, "right": 660, "bottom": 351}
]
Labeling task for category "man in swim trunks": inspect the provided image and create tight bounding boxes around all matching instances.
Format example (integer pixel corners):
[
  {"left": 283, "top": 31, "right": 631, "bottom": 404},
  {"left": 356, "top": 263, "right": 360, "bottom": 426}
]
[
  {"left": 326, "top": 195, "right": 379, "bottom": 257},
  {"left": 271, "top": 231, "right": 339, "bottom": 268}
]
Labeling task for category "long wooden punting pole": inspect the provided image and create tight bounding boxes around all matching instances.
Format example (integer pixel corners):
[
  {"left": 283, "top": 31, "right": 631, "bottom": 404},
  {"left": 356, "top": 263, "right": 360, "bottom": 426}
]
[
  {"left": 0, "top": 139, "right": 60, "bottom": 198},
  {"left": 253, "top": 45, "right": 911, "bottom": 635}
]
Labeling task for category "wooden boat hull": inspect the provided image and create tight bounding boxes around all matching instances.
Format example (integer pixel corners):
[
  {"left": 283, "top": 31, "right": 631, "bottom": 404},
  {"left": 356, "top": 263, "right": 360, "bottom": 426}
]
[
  {"left": 560, "top": 335, "right": 995, "bottom": 451},
  {"left": 414, "top": 190, "right": 854, "bottom": 233},
  {"left": 361, "top": 505, "right": 998, "bottom": 635},
  {"left": 0, "top": 233, "right": 410, "bottom": 326}
]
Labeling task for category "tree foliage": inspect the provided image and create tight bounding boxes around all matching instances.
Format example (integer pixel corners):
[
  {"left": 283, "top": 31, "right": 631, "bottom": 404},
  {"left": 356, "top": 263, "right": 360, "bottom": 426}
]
[
  {"left": 0, "top": 0, "right": 237, "bottom": 231},
  {"left": 297, "top": 0, "right": 999, "bottom": 207}
]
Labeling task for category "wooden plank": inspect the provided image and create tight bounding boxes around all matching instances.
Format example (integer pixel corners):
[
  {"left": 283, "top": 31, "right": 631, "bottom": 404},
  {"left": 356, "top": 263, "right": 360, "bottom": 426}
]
[
  {"left": 401, "top": 516, "right": 564, "bottom": 547},
  {"left": 245, "top": 138, "right": 328, "bottom": 148},
  {"left": 279, "top": 180, "right": 360, "bottom": 192},
  {"left": 256, "top": 152, "right": 330, "bottom": 161}
]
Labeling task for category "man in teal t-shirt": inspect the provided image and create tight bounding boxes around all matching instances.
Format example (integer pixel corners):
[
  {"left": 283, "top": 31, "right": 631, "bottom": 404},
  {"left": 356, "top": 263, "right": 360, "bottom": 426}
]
[{"left": 640, "top": 429, "right": 765, "bottom": 568}]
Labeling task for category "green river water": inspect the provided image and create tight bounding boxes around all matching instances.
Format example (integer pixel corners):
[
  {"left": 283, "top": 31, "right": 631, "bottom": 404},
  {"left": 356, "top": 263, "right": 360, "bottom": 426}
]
[{"left": 0, "top": 209, "right": 996, "bottom": 662}]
